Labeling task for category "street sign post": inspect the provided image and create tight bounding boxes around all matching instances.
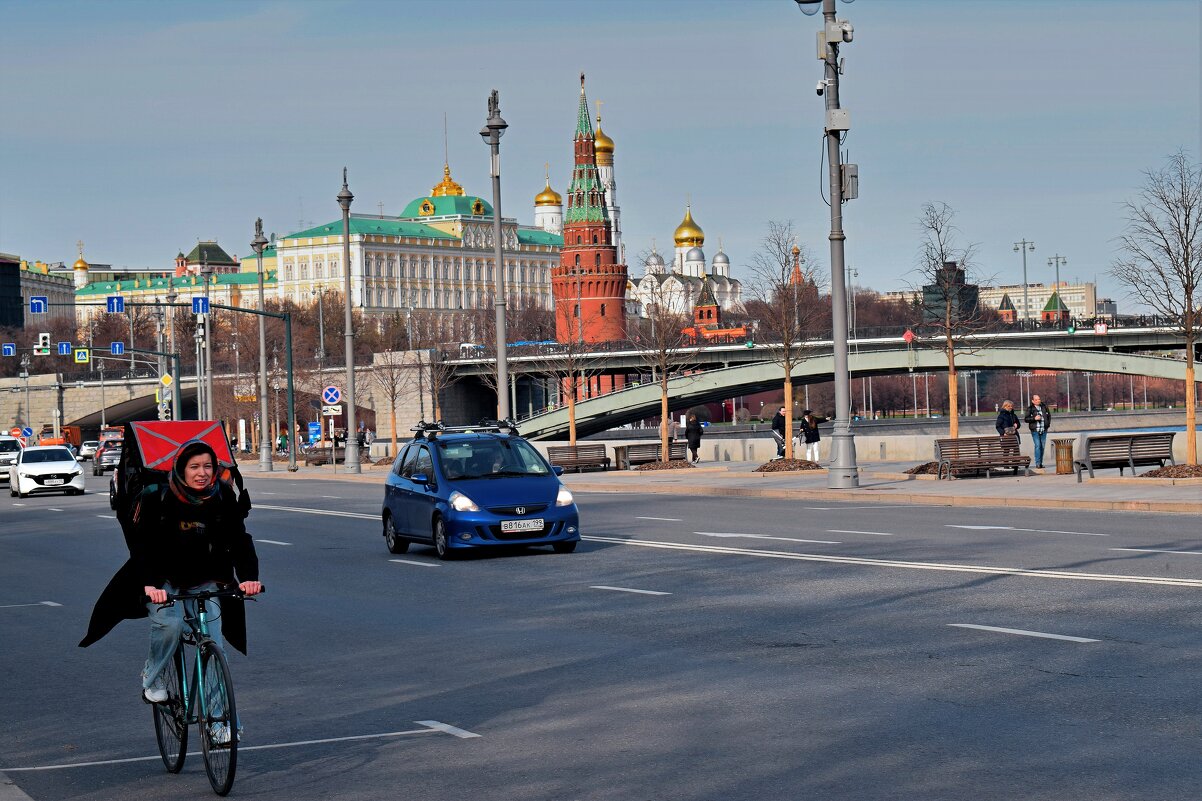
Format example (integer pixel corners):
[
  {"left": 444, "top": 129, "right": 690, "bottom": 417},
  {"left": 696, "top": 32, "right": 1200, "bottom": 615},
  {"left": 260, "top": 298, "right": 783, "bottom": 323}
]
[
  {"left": 106, "top": 296, "right": 125, "bottom": 314},
  {"left": 2, "top": 344, "right": 15, "bottom": 357},
  {"left": 192, "top": 297, "right": 210, "bottom": 315},
  {"left": 110, "top": 342, "right": 125, "bottom": 356},
  {"left": 73, "top": 348, "right": 89, "bottom": 364},
  {"left": 57, "top": 342, "right": 72, "bottom": 356},
  {"left": 29, "top": 297, "right": 48, "bottom": 314},
  {"left": 322, "top": 386, "right": 342, "bottom": 405}
]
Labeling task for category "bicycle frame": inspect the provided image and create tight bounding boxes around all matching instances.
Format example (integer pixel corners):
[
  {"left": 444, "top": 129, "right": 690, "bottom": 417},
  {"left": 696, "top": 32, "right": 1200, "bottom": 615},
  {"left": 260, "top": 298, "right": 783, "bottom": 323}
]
[{"left": 160, "top": 589, "right": 242, "bottom": 731}]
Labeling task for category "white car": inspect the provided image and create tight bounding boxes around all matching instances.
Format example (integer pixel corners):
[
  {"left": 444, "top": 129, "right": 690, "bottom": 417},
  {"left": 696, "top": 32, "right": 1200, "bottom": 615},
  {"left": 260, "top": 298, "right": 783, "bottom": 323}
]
[
  {"left": 8, "top": 446, "right": 87, "bottom": 498},
  {"left": 78, "top": 441, "right": 99, "bottom": 461},
  {"left": 0, "top": 436, "right": 22, "bottom": 482}
]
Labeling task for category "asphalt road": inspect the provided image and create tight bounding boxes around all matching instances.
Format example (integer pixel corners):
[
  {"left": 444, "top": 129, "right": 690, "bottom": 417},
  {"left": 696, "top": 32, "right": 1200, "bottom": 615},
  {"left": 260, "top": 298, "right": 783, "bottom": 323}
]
[{"left": 2, "top": 471, "right": 1200, "bottom": 800}]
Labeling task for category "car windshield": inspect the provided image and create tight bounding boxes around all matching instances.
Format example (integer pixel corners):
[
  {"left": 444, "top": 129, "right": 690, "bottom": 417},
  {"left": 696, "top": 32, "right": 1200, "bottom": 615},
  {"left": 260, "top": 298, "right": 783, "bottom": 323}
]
[
  {"left": 23, "top": 449, "right": 74, "bottom": 463},
  {"left": 0, "top": 440, "right": 19, "bottom": 453},
  {"left": 437, "top": 438, "right": 550, "bottom": 479}
]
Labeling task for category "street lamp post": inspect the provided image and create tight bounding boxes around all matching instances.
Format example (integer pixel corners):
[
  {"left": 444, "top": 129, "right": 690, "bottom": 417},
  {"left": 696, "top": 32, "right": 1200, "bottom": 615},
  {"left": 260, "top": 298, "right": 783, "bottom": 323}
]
[
  {"left": 152, "top": 300, "right": 167, "bottom": 420},
  {"left": 312, "top": 288, "right": 326, "bottom": 372},
  {"left": 1013, "top": 239, "right": 1035, "bottom": 326},
  {"left": 99, "top": 362, "right": 107, "bottom": 429},
  {"left": 337, "top": 168, "right": 361, "bottom": 473},
  {"left": 19, "top": 354, "right": 31, "bottom": 429},
  {"left": 1048, "top": 254, "right": 1067, "bottom": 325},
  {"left": 480, "top": 89, "right": 511, "bottom": 422},
  {"left": 201, "top": 257, "right": 215, "bottom": 419},
  {"left": 165, "top": 281, "right": 181, "bottom": 419},
  {"left": 252, "top": 219, "right": 273, "bottom": 472},
  {"left": 797, "top": 0, "right": 858, "bottom": 487}
]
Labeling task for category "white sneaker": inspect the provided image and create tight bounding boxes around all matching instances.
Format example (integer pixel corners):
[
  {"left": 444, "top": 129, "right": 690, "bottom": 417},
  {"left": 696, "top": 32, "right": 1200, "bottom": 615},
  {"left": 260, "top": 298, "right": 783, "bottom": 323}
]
[
  {"left": 209, "top": 723, "right": 232, "bottom": 745},
  {"left": 143, "top": 686, "right": 168, "bottom": 703}
]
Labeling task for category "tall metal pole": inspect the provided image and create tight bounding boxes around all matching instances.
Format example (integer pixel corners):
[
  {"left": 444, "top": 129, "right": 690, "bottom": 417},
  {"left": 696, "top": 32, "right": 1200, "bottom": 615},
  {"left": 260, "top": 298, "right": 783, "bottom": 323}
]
[
  {"left": 202, "top": 257, "right": 215, "bottom": 419},
  {"left": 98, "top": 363, "right": 106, "bottom": 428},
  {"left": 252, "top": 219, "right": 273, "bottom": 472},
  {"left": 337, "top": 168, "right": 361, "bottom": 472},
  {"left": 480, "top": 89, "right": 510, "bottom": 421},
  {"left": 1014, "top": 239, "right": 1035, "bottom": 325},
  {"left": 284, "top": 312, "right": 298, "bottom": 472},
  {"left": 166, "top": 281, "right": 181, "bottom": 419},
  {"left": 20, "top": 354, "right": 31, "bottom": 429},
  {"left": 807, "top": 0, "right": 858, "bottom": 487},
  {"left": 1048, "top": 254, "right": 1066, "bottom": 323}
]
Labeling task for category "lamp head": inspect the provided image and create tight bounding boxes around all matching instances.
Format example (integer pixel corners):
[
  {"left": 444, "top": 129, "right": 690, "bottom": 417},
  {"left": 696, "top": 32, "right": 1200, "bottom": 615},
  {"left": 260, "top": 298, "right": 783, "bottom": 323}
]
[
  {"left": 251, "top": 217, "right": 269, "bottom": 254},
  {"left": 480, "top": 89, "right": 507, "bottom": 143},
  {"left": 795, "top": 0, "right": 821, "bottom": 15},
  {"left": 337, "top": 167, "right": 354, "bottom": 211}
]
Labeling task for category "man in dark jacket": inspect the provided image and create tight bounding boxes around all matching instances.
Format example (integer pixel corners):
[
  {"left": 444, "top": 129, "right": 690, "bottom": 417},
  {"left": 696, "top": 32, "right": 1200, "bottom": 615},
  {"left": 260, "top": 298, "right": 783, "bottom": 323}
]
[
  {"left": 1024, "top": 394, "right": 1052, "bottom": 469},
  {"left": 771, "top": 407, "right": 786, "bottom": 458}
]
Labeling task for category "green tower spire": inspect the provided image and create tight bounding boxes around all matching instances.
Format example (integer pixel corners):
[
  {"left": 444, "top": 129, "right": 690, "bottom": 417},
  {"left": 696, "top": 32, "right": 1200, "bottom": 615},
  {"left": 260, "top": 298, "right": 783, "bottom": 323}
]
[{"left": 565, "top": 72, "right": 609, "bottom": 225}]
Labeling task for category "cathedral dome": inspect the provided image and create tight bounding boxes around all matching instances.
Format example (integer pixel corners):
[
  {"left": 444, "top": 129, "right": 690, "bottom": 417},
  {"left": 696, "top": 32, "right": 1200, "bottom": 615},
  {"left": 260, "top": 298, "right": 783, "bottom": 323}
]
[
  {"left": 673, "top": 205, "right": 704, "bottom": 248},
  {"left": 431, "top": 163, "right": 465, "bottom": 197},
  {"left": 594, "top": 115, "right": 614, "bottom": 166},
  {"left": 712, "top": 250, "right": 729, "bottom": 266},
  {"left": 686, "top": 246, "right": 705, "bottom": 262},
  {"left": 534, "top": 179, "right": 562, "bottom": 207},
  {"left": 645, "top": 251, "right": 665, "bottom": 268},
  {"left": 73, "top": 257, "right": 89, "bottom": 271}
]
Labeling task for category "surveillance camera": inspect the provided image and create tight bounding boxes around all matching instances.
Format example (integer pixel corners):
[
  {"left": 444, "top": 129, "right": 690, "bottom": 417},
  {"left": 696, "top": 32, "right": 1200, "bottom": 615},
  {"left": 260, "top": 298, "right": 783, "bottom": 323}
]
[{"left": 816, "top": 81, "right": 825, "bottom": 96}]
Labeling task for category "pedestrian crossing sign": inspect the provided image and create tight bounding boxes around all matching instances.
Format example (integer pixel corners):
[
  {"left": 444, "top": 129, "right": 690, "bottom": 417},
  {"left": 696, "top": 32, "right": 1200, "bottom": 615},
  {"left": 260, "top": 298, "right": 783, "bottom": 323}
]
[{"left": 73, "top": 348, "right": 90, "bottom": 364}]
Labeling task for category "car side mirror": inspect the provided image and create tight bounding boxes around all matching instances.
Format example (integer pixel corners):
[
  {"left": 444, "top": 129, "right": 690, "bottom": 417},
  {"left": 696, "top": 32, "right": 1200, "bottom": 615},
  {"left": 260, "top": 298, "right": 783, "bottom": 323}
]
[
  {"left": 410, "top": 473, "right": 429, "bottom": 485},
  {"left": 553, "top": 465, "right": 564, "bottom": 476}
]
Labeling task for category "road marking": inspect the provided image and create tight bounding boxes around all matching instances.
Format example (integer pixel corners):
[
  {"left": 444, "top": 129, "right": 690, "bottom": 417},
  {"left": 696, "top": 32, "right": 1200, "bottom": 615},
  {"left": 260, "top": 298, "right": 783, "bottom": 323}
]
[
  {"left": 1111, "top": 547, "right": 1202, "bottom": 555},
  {"left": 637, "top": 516, "right": 683, "bottom": 522},
  {"left": 947, "top": 525, "right": 1106, "bottom": 536},
  {"left": 96, "top": 514, "right": 116, "bottom": 519},
  {"left": 257, "top": 503, "right": 376, "bottom": 520},
  {"left": 590, "top": 585, "right": 671, "bottom": 596},
  {"left": 256, "top": 539, "right": 292, "bottom": 546},
  {"left": 256, "top": 491, "right": 277, "bottom": 495},
  {"left": 828, "top": 529, "right": 895, "bottom": 537},
  {"left": 12, "top": 503, "right": 24, "bottom": 507},
  {"left": 696, "top": 532, "right": 841, "bottom": 545},
  {"left": 948, "top": 624, "right": 1099, "bottom": 643},
  {"left": 320, "top": 495, "right": 340, "bottom": 499},
  {"left": 804, "top": 505, "right": 927, "bottom": 510},
  {"left": 46, "top": 507, "right": 63, "bottom": 512},
  {"left": 0, "top": 721, "right": 474, "bottom": 772},
  {"left": 390, "top": 559, "right": 440, "bottom": 568},
  {"left": 581, "top": 535, "right": 1202, "bottom": 587},
  {"left": 0, "top": 601, "right": 62, "bottom": 610}
]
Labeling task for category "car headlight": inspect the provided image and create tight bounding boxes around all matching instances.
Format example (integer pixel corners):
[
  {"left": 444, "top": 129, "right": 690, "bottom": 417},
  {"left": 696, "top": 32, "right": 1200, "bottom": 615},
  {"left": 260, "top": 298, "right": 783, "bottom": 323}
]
[
  {"left": 448, "top": 491, "right": 480, "bottom": 512},
  {"left": 556, "top": 486, "right": 574, "bottom": 507}
]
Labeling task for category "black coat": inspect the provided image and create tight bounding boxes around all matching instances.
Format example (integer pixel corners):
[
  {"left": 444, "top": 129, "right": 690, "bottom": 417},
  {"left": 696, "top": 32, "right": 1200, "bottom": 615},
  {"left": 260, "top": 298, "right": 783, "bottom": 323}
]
[
  {"left": 79, "top": 483, "right": 259, "bottom": 654},
  {"left": 995, "top": 409, "right": 1021, "bottom": 436},
  {"left": 685, "top": 419, "right": 703, "bottom": 448},
  {"left": 1024, "top": 403, "right": 1052, "bottom": 434},
  {"left": 799, "top": 416, "right": 827, "bottom": 444},
  {"left": 771, "top": 412, "right": 786, "bottom": 436}
]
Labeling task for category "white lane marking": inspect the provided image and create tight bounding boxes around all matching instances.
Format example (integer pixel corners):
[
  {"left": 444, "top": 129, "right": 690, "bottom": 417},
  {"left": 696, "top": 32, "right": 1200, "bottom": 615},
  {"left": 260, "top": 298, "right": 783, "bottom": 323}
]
[
  {"left": 696, "top": 532, "right": 841, "bottom": 545},
  {"left": 948, "top": 624, "right": 1099, "bottom": 643},
  {"left": 12, "top": 503, "right": 25, "bottom": 507},
  {"left": 0, "top": 601, "right": 62, "bottom": 609},
  {"left": 804, "top": 505, "right": 927, "bottom": 510},
  {"left": 257, "top": 503, "right": 376, "bottom": 520},
  {"left": 416, "top": 720, "right": 482, "bottom": 739},
  {"left": 256, "top": 491, "right": 277, "bottom": 495},
  {"left": 256, "top": 539, "right": 292, "bottom": 546},
  {"left": 46, "top": 508, "right": 63, "bottom": 512},
  {"left": 637, "top": 516, "right": 683, "bottom": 522},
  {"left": 581, "top": 535, "right": 1202, "bottom": 587},
  {"left": 390, "top": 559, "right": 440, "bottom": 568},
  {"left": 96, "top": 514, "right": 116, "bottom": 519},
  {"left": 1111, "top": 547, "right": 1202, "bottom": 555},
  {"left": 320, "top": 495, "right": 340, "bottom": 499},
  {"left": 0, "top": 724, "right": 463, "bottom": 771},
  {"left": 947, "top": 525, "right": 1106, "bottom": 536},
  {"left": 590, "top": 585, "right": 671, "bottom": 596},
  {"left": 828, "top": 529, "right": 895, "bottom": 537}
]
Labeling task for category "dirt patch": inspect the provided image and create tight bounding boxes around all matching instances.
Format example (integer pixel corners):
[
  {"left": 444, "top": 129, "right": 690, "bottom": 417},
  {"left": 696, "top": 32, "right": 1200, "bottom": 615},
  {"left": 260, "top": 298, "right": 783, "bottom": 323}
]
[
  {"left": 905, "top": 462, "right": 941, "bottom": 475},
  {"left": 636, "top": 459, "right": 695, "bottom": 471},
  {"left": 755, "top": 459, "right": 822, "bottom": 473},
  {"left": 374, "top": 457, "right": 393, "bottom": 467},
  {"left": 1141, "top": 464, "right": 1202, "bottom": 478}
]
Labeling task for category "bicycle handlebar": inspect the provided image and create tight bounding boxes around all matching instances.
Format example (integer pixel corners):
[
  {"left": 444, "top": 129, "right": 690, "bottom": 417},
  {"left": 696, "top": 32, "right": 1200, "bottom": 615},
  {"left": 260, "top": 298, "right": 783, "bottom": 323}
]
[{"left": 150, "top": 585, "right": 267, "bottom": 605}]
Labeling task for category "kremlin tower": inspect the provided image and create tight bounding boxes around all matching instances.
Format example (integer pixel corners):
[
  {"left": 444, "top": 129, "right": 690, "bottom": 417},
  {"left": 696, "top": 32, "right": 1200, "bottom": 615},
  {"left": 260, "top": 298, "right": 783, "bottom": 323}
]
[{"left": 552, "top": 74, "right": 628, "bottom": 344}]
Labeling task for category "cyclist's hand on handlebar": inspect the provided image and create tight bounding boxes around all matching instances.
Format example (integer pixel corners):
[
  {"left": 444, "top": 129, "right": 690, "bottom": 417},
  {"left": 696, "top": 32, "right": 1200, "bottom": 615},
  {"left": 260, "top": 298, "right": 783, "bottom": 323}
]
[
  {"left": 144, "top": 586, "right": 168, "bottom": 604},
  {"left": 239, "top": 581, "right": 263, "bottom": 597}
]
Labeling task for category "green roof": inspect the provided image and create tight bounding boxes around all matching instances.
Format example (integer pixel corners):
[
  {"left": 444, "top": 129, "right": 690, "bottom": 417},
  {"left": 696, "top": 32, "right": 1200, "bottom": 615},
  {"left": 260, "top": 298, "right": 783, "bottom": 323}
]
[
  {"left": 998, "top": 293, "right": 1015, "bottom": 311},
  {"left": 283, "top": 217, "right": 456, "bottom": 241},
  {"left": 77, "top": 271, "right": 277, "bottom": 296},
  {"left": 398, "top": 195, "right": 494, "bottom": 219},
  {"left": 1043, "top": 291, "right": 1066, "bottom": 312},
  {"left": 516, "top": 228, "right": 563, "bottom": 246},
  {"left": 184, "top": 241, "right": 237, "bottom": 266}
]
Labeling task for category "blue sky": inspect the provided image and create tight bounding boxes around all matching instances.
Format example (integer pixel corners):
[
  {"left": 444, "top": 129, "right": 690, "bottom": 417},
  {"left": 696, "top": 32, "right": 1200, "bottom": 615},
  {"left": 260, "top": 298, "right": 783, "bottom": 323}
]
[{"left": 1, "top": 0, "right": 1198, "bottom": 307}]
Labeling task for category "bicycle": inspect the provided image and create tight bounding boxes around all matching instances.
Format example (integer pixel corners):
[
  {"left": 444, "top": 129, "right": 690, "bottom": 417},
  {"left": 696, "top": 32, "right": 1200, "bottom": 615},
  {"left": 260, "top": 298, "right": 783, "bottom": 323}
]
[{"left": 149, "top": 586, "right": 262, "bottom": 796}]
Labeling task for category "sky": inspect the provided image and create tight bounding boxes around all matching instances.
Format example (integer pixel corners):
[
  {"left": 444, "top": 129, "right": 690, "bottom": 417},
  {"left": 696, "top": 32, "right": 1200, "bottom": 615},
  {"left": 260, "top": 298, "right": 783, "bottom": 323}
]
[{"left": 1, "top": 0, "right": 1198, "bottom": 308}]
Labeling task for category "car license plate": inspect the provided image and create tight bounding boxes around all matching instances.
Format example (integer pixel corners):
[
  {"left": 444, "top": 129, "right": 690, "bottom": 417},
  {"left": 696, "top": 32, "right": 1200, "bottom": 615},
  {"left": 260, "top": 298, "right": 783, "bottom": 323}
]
[
  {"left": 500, "top": 518, "right": 544, "bottom": 533},
  {"left": 45, "top": 478, "right": 64, "bottom": 486}
]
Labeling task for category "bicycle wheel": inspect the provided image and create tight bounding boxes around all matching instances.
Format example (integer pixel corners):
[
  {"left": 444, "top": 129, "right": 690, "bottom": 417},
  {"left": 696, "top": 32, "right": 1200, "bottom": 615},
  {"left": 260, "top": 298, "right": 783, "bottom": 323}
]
[
  {"left": 198, "top": 640, "right": 238, "bottom": 796},
  {"left": 152, "top": 643, "right": 189, "bottom": 773}
]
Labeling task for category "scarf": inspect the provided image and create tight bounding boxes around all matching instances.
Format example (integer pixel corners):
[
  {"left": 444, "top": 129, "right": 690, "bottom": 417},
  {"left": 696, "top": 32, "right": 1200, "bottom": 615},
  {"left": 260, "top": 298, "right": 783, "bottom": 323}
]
[{"left": 168, "top": 440, "right": 222, "bottom": 506}]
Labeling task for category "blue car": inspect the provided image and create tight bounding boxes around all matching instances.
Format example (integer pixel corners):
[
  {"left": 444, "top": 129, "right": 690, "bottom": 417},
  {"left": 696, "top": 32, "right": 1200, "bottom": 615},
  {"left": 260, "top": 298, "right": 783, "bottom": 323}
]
[{"left": 381, "top": 427, "right": 580, "bottom": 559}]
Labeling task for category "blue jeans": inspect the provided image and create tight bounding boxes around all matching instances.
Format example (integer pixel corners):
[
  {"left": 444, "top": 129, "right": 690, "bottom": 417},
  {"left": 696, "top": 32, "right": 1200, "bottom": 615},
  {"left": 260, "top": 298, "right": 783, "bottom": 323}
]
[
  {"left": 1031, "top": 431, "right": 1047, "bottom": 467},
  {"left": 143, "top": 581, "right": 223, "bottom": 689}
]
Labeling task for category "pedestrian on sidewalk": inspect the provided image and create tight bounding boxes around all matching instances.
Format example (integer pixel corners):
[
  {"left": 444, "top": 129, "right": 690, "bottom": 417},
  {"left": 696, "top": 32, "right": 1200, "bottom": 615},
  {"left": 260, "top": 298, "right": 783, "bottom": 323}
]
[
  {"left": 685, "top": 412, "right": 704, "bottom": 464},
  {"left": 1025, "top": 394, "right": 1053, "bottom": 469},
  {"left": 799, "top": 410, "right": 828, "bottom": 463},
  {"left": 771, "top": 406, "right": 786, "bottom": 458},
  {"left": 995, "top": 400, "right": 1021, "bottom": 444}
]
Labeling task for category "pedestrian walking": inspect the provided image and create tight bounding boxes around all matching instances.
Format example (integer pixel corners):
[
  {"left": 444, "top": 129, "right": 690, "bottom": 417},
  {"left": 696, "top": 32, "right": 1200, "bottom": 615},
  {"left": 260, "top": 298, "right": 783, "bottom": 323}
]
[
  {"left": 771, "top": 406, "right": 786, "bottom": 458},
  {"left": 1025, "top": 394, "right": 1053, "bottom": 469},
  {"left": 685, "top": 412, "right": 704, "bottom": 464},
  {"left": 995, "top": 400, "right": 1021, "bottom": 444},
  {"left": 799, "top": 410, "right": 828, "bottom": 463}
]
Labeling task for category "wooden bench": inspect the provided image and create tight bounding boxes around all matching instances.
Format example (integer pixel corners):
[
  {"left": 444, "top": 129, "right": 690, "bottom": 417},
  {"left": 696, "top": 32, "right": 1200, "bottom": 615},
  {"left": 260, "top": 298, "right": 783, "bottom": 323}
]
[
  {"left": 934, "top": 434, "right": 1030, "bottom": 480},
  {"left": 546, "top": 443, "right": 610, "bottom": 473},
  {"left": 1074, "top": 432, "right": 1175, "bottom": 482},
  {"left": 303, "top": 446, "right": 345, "bottom": 466},
  {"left": 621, "top": 441, "right": 689, "bottom": 468}
]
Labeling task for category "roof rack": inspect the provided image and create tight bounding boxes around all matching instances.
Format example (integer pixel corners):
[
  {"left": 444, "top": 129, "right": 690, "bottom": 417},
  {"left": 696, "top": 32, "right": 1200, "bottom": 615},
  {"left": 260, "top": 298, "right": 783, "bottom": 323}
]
[{"left": 409, "top": 419, "right": 520, "bottom": 439}]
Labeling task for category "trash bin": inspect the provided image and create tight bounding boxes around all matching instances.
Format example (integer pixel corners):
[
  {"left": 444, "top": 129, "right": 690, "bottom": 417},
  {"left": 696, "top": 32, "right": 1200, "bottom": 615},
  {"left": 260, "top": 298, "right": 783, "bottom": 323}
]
[{"left": 1053, "top": 438, "right": 1075, "bottom": 475}]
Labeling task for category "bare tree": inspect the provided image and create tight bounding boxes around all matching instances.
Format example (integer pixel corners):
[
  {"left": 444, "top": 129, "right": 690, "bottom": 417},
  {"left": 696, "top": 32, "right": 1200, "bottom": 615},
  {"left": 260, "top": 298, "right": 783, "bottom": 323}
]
[
  {"left": 911, "top": 202, "right": 996, "bottom": 439},
  {"left": 747, "top": 220, "right": 825, "bottom": 459},
  {"left": 1112, "top": 151, "right": 1201, "bottom": 464},
  {"left": 631, "top": 277, "right": 698, "bottom": 462},
  {"left": 369, "top": 314, "right": 417, "bottom": 454}
]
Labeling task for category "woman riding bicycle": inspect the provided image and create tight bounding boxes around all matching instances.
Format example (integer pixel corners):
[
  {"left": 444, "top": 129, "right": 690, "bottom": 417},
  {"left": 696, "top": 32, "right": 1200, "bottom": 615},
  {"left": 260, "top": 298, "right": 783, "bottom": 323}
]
[{"left": 80, "top": 439, "right": 262, "bottom": 703}]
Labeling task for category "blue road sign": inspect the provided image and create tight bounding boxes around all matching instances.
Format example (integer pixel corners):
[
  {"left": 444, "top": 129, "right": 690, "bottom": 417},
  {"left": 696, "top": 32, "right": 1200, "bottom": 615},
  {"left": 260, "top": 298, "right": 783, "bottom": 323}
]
[
  {"left": 2, "top": 344, "right": 14, "bottom": 357},
  {"left": 57, "top": 342, "right": 72, "bottom": 356},
  {"left": 322, "top": 385, "right": 342, "bottom": 405},
  {"left": 29, "top": 296, "right": 48, "bottom": 314},
  {"left": 192, "top": 297, "right": 210, "bottom": 315},
  {"left": 308, "top": 421, "right": 322, "bottom": 443},
  {"left": 106, "top": 296, "right": 125, "bottom": 314},
  {"left": 21, "top": 427, "right": 33, "bottom": 438},
  {"left": 110, "top": 342, "right": 125, "bottom": 356},
  {"left": 74, "top": 348, "right": 90, "bottom": 364}
]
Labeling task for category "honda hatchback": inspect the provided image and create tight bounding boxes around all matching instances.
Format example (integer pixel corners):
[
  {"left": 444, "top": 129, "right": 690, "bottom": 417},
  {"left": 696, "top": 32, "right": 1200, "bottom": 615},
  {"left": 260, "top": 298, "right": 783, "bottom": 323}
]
[{"left": 381, "top": 426, "right": 580, "bottom": 559}]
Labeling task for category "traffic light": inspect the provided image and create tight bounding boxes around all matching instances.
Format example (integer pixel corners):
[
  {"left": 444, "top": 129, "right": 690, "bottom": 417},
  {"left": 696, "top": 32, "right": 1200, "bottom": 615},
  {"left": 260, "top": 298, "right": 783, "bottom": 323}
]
[
  {"left": 1066, "top": 325, "right": 1076, "bottom": 334},
  {"left": 35, "top": 332, "right": 51, "bottom": 355}
]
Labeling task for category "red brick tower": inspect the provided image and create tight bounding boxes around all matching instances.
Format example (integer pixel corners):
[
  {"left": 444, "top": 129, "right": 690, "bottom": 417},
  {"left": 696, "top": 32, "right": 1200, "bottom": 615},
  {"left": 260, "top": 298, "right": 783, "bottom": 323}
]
[{"left": 552, "top": 74, "right": 628, "bottom": 344}]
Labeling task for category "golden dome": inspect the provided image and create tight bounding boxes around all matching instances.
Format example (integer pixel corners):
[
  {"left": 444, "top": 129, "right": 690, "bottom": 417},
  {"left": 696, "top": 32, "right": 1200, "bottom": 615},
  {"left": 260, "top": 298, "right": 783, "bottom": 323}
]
[
  {"left": 431, "top": 163, "right": 465, "bottom": 197},
  {"left": 73, "top": 258, "right": 89, "bottom": 271},
  {"left": 534, "top": 178, "right": 562, "bottom": 207},
  {"left": 673, "top": 204, "right": 705, "bottom": 248}
]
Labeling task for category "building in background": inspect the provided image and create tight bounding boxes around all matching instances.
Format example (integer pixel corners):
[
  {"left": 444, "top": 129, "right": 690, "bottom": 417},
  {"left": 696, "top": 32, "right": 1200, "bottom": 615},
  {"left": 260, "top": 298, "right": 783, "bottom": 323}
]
[
  {"left": 978, "top": 281, "right": 1097, "bottom": 321},
  {"left": 11, "top": 257, "right": 75, "bottom": 325},
  {"left": 0, "top": 252, "right": 23, "bottom": 328},
  {"left": 629, "top": 206, "right": 742, "bottom": 318},
  {"left": 921, "top": 261, "right": 979, "bottom": 324},
  {"left": 1095, "top": 298, "right": 1118, "bottom": 319},
  {"left": 175, "top": 242, "right": 239, "bottom": 277}
]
